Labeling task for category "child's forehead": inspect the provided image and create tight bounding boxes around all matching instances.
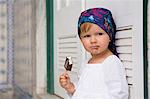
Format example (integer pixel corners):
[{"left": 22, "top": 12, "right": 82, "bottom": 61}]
[
  {"left": 80, "top": 23, "right": 103, "bottom": 30},
  {"left": 80, "top": 23, "right": 108, "bottom": 34},
  {"left": 80, "top": 22, "right": 94, "bottom": 28}
]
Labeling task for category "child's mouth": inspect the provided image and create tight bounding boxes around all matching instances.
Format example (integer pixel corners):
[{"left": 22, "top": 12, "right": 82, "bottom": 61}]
[{"left": 91, "top": 46, "right": 99, "bottom": 49}]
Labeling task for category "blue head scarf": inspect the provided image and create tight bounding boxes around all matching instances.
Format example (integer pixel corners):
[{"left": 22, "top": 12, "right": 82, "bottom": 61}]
[{"left": 78, "top": 8, "right": 118, "bottom": 56}]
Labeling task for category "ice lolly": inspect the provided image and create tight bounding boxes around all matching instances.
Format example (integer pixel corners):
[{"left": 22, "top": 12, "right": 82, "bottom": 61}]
[{"left": 64, "top": 56, "right": 73, "bottom": 71}]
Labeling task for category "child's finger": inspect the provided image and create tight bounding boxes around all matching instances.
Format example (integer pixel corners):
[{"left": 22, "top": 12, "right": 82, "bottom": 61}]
[
  {"left": 61, "top": 71, "right": 68, "bottom": 77},
  {"left": 59, "top": 79, "right": 68, "bottom": 86},
  {"left": 65, "top": 74, "right": 70, "bottom": 80},
  {"left": 61, "top": 71, "right": 70, "bottom": 79},
  {"left": 64, "top": 71, "right": 69, "bottom": 77},
  {"left": 61, "top": 82, "right": 67, "bottom": 87},
  {"left": 60, "top": 75, "right": 66, "bottom": 79},
  {"left": 60, "top": 78, "right": 67, "bottom": 82}
]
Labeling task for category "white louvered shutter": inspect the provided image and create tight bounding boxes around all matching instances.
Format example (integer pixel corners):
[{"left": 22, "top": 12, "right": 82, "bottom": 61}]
[
  {"left": 57, "top": 34, "right": 80, "bottom": 79},
  {"left": 116, "top": 26, "right": 133, "bottom": 99},
  {"left": 54, "top": 0, "right": 83, "bottom": 98}
]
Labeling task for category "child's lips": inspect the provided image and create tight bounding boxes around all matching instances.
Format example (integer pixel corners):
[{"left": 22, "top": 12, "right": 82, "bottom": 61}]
[{"left": 90, "top": 46, "right": 99, "bottom": 49}]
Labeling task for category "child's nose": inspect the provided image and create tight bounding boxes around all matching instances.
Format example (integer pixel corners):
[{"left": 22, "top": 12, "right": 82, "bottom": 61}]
[{"left": 90, "top": 36, "right": 97, "bottom": 43}]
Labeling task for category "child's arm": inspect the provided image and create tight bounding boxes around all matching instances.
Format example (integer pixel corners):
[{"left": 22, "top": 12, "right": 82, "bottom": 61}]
[
  {"left": 104, "top": 57, "right": 129, "bottom": 99},
  {"left": 59, "top": 72, "right": 75, "bottom": 94}
]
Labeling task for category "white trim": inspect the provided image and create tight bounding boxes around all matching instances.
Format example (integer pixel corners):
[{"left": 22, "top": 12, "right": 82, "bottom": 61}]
[
  {"left": 81, "top": 0, "right": 86, "bottom": 11},
  {"left": 132, "top": 0, "right": 144, "bottom": 99},
  {"left": 36, "top": 0, "right": 47, "bottom": 94}
]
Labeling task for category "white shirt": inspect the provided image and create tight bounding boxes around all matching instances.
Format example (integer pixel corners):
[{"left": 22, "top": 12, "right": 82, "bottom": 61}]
[{"left": 67, "top": 55, "right": 128, "bottom": 99}]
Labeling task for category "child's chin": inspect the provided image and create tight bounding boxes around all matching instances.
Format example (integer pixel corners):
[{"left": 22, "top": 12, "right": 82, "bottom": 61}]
[{"left": 91, "top": 52, "right": 100, "bottom": 55}]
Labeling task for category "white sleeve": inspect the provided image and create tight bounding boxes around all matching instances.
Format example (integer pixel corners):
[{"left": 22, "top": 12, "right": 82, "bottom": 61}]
[
  {"left": 66, "top": 92, "right": 72, "bottom": 99},
  {"left": 104, "top": 56, "right": 129, "bottom": 99}
]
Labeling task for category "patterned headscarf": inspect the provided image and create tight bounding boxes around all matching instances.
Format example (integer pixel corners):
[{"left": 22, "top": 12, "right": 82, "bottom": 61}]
[{"left": 78, "top": 8, "right": 118, "bottom": 56}]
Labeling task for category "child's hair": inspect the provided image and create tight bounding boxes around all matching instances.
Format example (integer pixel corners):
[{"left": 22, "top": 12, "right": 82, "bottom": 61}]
[
  {"left": 78, "top": 8, "right": 118, "bottom": 57},
  {"left": 80, "top": 22, "right": 92, "bottom": 34}
]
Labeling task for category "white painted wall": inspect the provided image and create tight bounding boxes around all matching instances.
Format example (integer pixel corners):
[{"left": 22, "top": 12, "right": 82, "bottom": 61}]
[{"left": 36, "top": 0, "right": 47, "bottom": 94}]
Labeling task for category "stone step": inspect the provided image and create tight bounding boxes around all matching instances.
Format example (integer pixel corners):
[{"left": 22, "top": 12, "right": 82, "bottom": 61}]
[
  {"left": 39, "top": 94, "right": 63, "bottom": 99},
  {"left": 0, "top": 90, "right": 14, "bottom": 99}
]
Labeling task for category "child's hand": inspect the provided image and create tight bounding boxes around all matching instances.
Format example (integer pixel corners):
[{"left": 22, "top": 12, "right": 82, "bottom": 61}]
[{"left": 59, "top": 71, "right": 75, "bottom": 94}]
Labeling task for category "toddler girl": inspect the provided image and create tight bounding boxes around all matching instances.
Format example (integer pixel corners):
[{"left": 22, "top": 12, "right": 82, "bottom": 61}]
[{"left": 59, "top": 8, "right": 129, "bottom": 99}]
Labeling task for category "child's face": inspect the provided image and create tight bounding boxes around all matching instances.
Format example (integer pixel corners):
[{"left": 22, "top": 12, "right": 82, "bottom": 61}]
[{"left": 80, "top": 23, "right": 110, "bottom": 56}]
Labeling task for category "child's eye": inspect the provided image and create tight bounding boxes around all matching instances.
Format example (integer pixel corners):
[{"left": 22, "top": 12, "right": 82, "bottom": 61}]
[
  {"left": 98, "top": 33, "right": 103, "bottom": 35},
  {"left": 83, "top": 35, "right": 90, "bottom": 38}
]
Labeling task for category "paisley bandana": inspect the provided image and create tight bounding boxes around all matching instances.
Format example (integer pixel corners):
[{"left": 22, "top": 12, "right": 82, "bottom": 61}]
[{"left": 78, "top": 8, "right": 118, "bottom": 56}]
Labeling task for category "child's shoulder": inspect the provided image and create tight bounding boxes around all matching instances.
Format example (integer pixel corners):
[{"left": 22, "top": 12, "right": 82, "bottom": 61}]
[
  {"left": 103, "top": 55, "right": 124, "bottom": 74},
  {"left": 103, "top": 55, "right": 122, "bottom": 66}
]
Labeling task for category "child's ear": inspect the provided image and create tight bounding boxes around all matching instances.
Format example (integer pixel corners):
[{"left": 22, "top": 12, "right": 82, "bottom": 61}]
[{"left": 109, "top": 38, "right": 111, "bottom": 42}]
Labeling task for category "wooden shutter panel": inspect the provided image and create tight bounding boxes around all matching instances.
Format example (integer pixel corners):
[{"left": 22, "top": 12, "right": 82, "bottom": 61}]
[
  {"left": 57, "top": 34, "right": 80, "bottom": 82},
  {"left": 116, "top": 26, "right": 133, "bottom": 99}
]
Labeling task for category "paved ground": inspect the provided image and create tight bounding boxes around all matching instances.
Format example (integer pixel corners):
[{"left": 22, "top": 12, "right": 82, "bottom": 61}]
[
  {"left": 0, "top": 89, "right": 63, "bottom": 99},
  {"left": 0, "top": 90, "right": 13, "bottom": 99}
]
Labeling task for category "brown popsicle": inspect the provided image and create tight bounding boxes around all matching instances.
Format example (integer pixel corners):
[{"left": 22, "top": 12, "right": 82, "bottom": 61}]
[{"left": 64, "top": 56, "right": 73, "bottom": 71}]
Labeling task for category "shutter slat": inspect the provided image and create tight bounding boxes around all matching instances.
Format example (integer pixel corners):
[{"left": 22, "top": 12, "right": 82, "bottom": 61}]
[
  {"left": 58, "top": 53, "right": 78, "bottom": 58},
  {"left": 59, "top": 43, "right": 77, "bottom": 48},
  {"left": 119, "top": 54, "right": 132, "bottom": 61},
  {"left": 59, "top": 48, "right": 78, "bottom": 53},
  {"left": 59, "top": 36, "right": 77, "bottom": 43},
  {"left": 127, "top": 77, "right": 133, "bottom": 84},
  {"left": 117, "top": 46, "right": 132, "bottom": 53},
  {"left": 58, "top": 55, "right": 77, "bottom": 59},
  {"left": 122, "top": 61, "right": 132, "bottom": 69},
  {"left": 116, "top": 30, "right": 132, "bottom": 39},
  {"left": 58, "top": 34, "right": 79, "bottom": 72},
  {"left": 116, "top": 38, "right": 132, "bottom": 46},
  {"left": 126, "top": 69, "right": 132, "bottom": 77}
]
